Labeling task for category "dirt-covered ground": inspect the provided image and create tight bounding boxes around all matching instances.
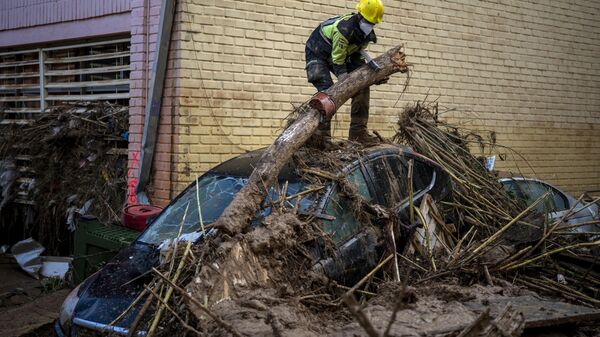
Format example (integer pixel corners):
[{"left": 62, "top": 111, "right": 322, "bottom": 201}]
[{"left": 0, "top": 254, "right": 69, "bottom": 337}]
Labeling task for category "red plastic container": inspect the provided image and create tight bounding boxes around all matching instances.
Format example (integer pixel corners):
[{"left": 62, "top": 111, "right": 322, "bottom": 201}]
[{"left": 122, "top": 204, "right": 163, "bottom": 231}]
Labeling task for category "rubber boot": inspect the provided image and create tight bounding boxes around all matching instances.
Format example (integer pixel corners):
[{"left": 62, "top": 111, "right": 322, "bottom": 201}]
[
  {"left": 348, "top": 87, "right": 379, "bottom": 145},
  {"left": 349, "top": 127, "right": 379, "bottom": 144}
]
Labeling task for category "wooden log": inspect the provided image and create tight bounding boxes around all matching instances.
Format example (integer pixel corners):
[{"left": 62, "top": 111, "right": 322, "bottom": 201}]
[{"left": 213, "top": 45, "right": 409, "bottom": 236}]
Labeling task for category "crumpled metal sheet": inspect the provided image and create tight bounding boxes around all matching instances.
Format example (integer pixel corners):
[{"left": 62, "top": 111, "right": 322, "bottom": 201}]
[
  {"left": 40, "top": 256, "right": 73, "bottom": 279},
  {"left": 11, "top": 237, "right": 45, "bottom": 279}
]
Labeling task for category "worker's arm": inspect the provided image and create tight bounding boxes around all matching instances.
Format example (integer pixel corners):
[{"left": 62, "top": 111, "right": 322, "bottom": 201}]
[
  {"left": 331, "top": 30, "right": 350, "bottom": 77},
  {"left": 331, "top": 31, "right": 376, "bottom": 77}
]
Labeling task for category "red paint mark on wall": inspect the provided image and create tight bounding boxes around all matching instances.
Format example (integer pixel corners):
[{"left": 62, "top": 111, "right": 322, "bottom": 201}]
[{"left": 127, "top": 150, "right": 140, "bottom": 205}]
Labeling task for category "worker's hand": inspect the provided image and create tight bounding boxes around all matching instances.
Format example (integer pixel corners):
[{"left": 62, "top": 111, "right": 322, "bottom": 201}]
[
  {"left": 337, "top": 72, "right": 349, "bottom": 82},
  {"left": 375, "top": 76, "right": 389, "bottom": 85}
]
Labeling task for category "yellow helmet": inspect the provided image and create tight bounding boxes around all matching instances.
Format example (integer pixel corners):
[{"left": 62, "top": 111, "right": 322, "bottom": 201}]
[{"left": 355, "top": 0, "right": 384, "bottom": 24}]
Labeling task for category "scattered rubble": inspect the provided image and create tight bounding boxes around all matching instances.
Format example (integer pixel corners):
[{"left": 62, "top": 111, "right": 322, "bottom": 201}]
[{"left": 10, "top": 238, "right": 72, "bottom": 280}]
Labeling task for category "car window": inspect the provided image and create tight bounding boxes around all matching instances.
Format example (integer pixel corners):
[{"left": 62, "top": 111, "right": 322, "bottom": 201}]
[
  {"left": 367, "top": 156, "right": 404, "bottom": 205},
  {"left": 413, "top": 160, "right": 434, "bottom": 191},
  {"left": 381, "top": 156, "right": 409, "bottom": 203},
  {"left": 139, "top": 173, "right": 314, "bottom": 244},
  {"left": 323, "top": 169, "right": 372, "bottom": 244},
  {"left": 501, "top": 180, "right": 523, "bottom": 200},
  {"left": 516, "top": 180, "right": 568, "bottom": 213},
  {"left": 367, "top": 155, "right": 434, "bottom": 206},
  {"left": 550, "top": 188, "right": 569, "bottom": 211}
]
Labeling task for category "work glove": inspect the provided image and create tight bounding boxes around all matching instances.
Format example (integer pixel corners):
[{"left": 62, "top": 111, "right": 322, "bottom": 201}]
[{"left": 333, "top": 63, "right": 348, "bottom": 81}]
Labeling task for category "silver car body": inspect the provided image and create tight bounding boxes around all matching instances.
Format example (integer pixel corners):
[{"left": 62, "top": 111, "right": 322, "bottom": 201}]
[{"left": 499, "top": 177, "right": 599, "bottom": 234}]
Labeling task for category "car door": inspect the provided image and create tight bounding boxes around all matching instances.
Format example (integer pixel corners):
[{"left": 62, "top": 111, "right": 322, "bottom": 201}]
[
  {"left": 361, "top": 153, "right": 444, "bottom": 259},
  {"left": 316, "top": 165, "right": 379, "bottom": 285}
]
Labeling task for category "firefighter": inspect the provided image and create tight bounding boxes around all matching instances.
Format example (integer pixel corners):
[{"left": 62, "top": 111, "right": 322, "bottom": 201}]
[{"left": 305, "top": 0, "right": 384, "bottom": 144}]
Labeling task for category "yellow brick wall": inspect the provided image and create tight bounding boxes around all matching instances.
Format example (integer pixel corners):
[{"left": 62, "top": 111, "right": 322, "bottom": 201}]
[{"left": 171, "top": 0, "right": 600, "bottom": 196}]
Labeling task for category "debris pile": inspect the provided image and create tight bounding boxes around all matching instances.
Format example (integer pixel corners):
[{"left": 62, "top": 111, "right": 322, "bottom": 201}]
[
  {"left": 394, "top": 101, "right": 523, "bottom": 234},
  {"left": 393, "top": 102, "right": 600, "bottom": 308},
  {"left": 0, "top": 102, "right": 129, "bottom": 254},
  {"left": 106, "top": 101, "right": 600, "bottom": 337}
]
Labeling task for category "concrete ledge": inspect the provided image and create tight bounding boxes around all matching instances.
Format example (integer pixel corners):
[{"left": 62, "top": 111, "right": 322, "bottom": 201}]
[{"left": 0, "top": 12, "right": 131, "bottom": 49}]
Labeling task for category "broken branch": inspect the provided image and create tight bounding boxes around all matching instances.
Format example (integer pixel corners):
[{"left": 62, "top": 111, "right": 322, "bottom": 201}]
[{"left": 213, "top": 46, "right": 408, "bottom": 236}]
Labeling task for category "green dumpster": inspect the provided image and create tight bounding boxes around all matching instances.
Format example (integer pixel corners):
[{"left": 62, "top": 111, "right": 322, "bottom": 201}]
[{"left": 73, "top": 217, "right": 140, "bottom": 283}]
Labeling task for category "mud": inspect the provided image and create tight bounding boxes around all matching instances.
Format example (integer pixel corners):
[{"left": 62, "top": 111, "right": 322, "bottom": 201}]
[
  {"left": 0, "top": 255, "right": 70, "bottom": 337},
  {"left": 247, "top": 213, "right": 304, "bottom": 254},
  {"left": 208, "top": 289, "right": 329, "bottom": 337},
  {"left": 174, "top": 207, "right": 532, "bottom": 337},
  {"left": 183, "top": 279, "right": 557, "bottom": 337}
]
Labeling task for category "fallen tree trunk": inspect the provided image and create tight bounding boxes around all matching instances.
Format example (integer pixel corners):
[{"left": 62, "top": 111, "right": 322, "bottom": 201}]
[{"left": 214, "top": 45, "right": 409, "bottom": 236}]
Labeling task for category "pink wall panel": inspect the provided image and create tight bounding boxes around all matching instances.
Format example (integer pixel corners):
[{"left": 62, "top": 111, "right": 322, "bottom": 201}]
[
  {"left": 0, "top": 0, "right": 131, "bottom": 31},
  {"left": 0, "top": 12, "right": 131, "bottom": 48}
]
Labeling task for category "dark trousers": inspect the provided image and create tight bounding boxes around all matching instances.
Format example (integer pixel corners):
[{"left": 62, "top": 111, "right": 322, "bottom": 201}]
[{"left": 305, "top": 29, "right": 369, "bottom": 136}]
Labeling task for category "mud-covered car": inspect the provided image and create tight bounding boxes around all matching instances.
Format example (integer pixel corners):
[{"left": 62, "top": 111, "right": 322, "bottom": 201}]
[
  {"left": 55, "top": 144, "right": 451, "bottom": 336},
  {"left": 499, "top": 177, "right": 599, "bottom": 233}
]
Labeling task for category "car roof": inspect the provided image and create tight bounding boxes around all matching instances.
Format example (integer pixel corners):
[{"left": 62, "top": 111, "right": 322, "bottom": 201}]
[
  {"left": 498, "top": 176, "right": 570, "bottom": 196},
  {"left": 209, "top": 143, "right": 414, "bottom": 179}
]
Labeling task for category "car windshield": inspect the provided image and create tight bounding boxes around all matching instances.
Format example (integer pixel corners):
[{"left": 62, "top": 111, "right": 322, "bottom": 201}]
[{"left": 138, "top": 172, "right": 316, "bottom": 244}]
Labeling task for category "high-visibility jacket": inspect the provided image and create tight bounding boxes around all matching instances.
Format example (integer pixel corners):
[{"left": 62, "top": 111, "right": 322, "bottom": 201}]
[{"left": 319, "top": 14, "right": 377, "bottom": 68}]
